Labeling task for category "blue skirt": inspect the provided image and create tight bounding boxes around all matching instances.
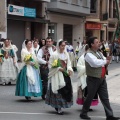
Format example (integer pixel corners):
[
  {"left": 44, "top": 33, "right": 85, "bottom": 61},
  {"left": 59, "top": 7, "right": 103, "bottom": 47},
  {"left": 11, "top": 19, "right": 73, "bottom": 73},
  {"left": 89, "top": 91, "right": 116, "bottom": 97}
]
[{"left": 15, "top": 65, "right": 42, "bottom": 97}]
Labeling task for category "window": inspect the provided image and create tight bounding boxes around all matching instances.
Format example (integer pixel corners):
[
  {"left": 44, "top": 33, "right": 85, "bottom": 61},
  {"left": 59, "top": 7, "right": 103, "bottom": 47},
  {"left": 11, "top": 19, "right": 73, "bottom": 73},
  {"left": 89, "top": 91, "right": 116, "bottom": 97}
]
[
  {"left": 90, "top": 0, "right": 97, "bottom": 13},
  {"left": 48, "top": 23, "right": 57, "bottom": 41}
]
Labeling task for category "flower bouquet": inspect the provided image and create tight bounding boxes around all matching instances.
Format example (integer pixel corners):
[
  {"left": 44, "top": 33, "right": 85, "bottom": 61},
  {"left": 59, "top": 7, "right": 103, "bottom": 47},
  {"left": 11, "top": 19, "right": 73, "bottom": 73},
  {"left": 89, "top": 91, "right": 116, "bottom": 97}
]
[
  {"left": 76, "top": 50, "right": 79, "bottom": 54},
  {"left": 52, "top": 59, "right": 69, "bottom": 76},
  {"left": 105, "top": 48, "right": 110, "bottom": 52},
  {"left": 0, "top": 53, "right": 4, "bottom": 64},
  {"left": 24, "top": 54, "right": 39, "bottom": 69}
]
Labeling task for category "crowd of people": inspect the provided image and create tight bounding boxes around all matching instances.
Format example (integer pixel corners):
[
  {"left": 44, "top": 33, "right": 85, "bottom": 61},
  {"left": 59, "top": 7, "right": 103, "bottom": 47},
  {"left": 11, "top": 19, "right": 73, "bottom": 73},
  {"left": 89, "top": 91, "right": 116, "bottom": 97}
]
[{"left": 0, "top": 36, "right": 120, "bottom": 119}]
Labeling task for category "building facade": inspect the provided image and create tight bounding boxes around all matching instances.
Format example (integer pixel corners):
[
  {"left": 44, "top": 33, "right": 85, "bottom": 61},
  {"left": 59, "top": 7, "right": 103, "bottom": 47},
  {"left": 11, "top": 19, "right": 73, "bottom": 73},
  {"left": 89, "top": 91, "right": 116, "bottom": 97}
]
[
  {"left": 85, "top": 0, "right": 118, "bottom": 41},
  {"left": 47, "top": 0, "right": 90, "bottom": 47},
  {"left": 0, "top": 0, "right": 50, "bottom": 59},
  {"left": 0, "top": 0, "right": 90, "bottom": 58},
  {"left": 0, "top": 0, "right": 7, "bottom": 38}
]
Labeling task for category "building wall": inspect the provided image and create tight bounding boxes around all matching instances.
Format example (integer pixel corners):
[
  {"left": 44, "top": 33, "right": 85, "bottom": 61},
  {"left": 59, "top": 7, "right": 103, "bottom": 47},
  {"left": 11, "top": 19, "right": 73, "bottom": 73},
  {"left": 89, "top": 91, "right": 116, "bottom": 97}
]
[
  {"left": 48, "top": 13, "right": 85, "bottom": 48},
  {"left": 47, "top": 0, "right": 90, "bottom": 16},
  {"left": 85, "top": 0, "right": 119, "bottom": 41},
  {"left": 87, "top": 0, "right": 100, "bottom": 20},
  {"left": 25, "top": 22, "right": 31, "bottom": 39},
  {"left": 0, "top": 0, "right": 7, "bottom": 36},
  {"left": 93, "top": 30, "right": 100, "bottom": 39}
]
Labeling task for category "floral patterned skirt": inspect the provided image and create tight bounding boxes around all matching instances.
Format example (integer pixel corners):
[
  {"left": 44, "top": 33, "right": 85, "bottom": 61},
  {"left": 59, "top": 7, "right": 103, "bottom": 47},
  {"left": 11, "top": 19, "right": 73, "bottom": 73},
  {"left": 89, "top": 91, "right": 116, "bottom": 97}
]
[{"left": 45, "top": 84, "right": 73, "bottom": 109}]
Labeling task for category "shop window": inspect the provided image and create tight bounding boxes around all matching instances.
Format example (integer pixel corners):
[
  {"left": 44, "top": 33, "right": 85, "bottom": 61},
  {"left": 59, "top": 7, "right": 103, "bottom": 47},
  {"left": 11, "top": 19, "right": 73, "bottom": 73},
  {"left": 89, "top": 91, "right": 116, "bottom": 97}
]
[{"left": 48, "top": 23, "right": 57, "bottom": 41}]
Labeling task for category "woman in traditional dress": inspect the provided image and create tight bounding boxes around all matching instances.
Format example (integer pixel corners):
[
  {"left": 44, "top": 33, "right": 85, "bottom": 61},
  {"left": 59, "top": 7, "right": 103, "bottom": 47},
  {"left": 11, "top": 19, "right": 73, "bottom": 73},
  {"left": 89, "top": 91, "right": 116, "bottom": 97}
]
[
  {"left": 39, "top": 39, "right": 46, "bottom": 49},
  {"left": 33, "top": 40, "right": 40, "bottom": 56},
  {"left": 0, "top": 39, "right": 17, "bottom": 85},
  {"left": 76, "top": 45, "right": 99, "bottom": 109},
  {"left": 45, "top": 40, "right": 73, "bottom": 115},
  {"left": 78, "top": 39, "right": 87, "bottom": 58},
  {"left": 15, "top": 40, "right": 42, "bottom": 100},
  {"left": 11, "top": 40, "right": 18, "bottom": 62},
  {"left": 75, "top": 42, "right": 82, "bottom": 61}
]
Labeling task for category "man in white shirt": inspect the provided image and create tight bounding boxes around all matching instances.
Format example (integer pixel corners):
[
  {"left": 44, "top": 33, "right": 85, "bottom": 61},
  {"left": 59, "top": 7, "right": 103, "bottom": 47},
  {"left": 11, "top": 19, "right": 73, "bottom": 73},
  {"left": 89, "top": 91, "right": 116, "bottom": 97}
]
[
  {"left": 37, "top": 37, "right": 56, "bottom": 100},
  {"left": 80, "top": 37, "right": 120, "bottom": 120}
]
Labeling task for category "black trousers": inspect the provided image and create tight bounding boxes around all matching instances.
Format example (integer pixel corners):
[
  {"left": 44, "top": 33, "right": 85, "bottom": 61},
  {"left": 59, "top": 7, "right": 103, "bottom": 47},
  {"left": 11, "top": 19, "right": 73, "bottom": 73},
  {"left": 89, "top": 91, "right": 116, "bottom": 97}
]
[
  {"left": 40, "top": 66, "right": 49, "bottom": 97},
  {"left": 81, "top": 76, "right": 113, "bottom": 117}
]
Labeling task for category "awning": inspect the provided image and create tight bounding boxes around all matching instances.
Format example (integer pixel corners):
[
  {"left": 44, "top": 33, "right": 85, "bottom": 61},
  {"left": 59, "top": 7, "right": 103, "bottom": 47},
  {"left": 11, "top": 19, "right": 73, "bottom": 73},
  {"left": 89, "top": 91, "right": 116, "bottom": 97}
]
[{"left": 7, "top": 15, "right": 50, "bottom": 24}]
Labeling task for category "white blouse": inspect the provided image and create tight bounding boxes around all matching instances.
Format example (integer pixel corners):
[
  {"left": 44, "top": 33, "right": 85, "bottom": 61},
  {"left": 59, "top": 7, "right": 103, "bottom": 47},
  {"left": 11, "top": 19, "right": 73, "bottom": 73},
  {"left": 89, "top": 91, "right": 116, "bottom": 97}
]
[{"left": 85, "top": 52, "right": 107, "bottom": 68}]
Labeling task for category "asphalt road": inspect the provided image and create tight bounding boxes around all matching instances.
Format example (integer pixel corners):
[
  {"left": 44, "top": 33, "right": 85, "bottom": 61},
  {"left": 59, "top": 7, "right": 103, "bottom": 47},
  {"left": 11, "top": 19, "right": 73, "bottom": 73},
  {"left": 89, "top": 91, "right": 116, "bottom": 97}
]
[{"left": 0, "top": 61, "right": 120, "bottom": 120}]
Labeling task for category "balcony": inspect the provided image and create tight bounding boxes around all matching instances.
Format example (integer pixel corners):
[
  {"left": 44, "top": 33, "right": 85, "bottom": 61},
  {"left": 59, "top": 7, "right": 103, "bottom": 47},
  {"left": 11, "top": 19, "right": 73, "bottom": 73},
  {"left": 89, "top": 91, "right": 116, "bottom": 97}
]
[{"left": 47, "top": 0, "right": 90, "bottom": 16}]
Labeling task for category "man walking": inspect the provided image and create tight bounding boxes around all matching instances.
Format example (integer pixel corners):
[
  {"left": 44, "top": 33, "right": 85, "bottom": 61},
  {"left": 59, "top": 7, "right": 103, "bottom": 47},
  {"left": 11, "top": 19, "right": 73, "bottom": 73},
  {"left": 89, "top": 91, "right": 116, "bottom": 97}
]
[
  {"left": 37, "top": 37, "right": 56, "bottom": 100},
  {"left": 80, "top": 37, "right": 120, "bottom": 120}
]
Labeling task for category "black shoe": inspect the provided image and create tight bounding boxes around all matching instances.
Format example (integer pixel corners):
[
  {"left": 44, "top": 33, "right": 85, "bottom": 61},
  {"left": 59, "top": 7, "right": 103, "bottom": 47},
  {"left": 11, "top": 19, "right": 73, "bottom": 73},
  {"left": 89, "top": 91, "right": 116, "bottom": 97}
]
[
  {"left": 89, "top": 108, "right": 93, "bottom": 112},
  {"left": 8, "top": 82, "right": 11, "bottom": 85},
  {"left": 41, "top": 95, "right": 45, "bottom": 100},
  {"left": 57, "top": 111, "right": 64, "bottom": 115},
  {"left": 55, "top": 108, "right": 58, "bottom": 112},
  {"left": 56, "top": 108, "right": 64, "bottom": 115},
  {"left": 25, "top": 96, "right": 31, "bottom": 100},
  {"left": 106, "top": 116, "right": 120, "bottom": 120},
  {"left": 80, "top": 114, "right": 91, "bottom": 119}
]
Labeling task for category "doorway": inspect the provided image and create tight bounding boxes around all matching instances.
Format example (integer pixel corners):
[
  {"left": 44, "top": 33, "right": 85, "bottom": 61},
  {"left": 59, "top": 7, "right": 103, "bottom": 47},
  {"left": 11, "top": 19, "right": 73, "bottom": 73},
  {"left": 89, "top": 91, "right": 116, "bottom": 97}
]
[{"left": 63, "top": 24, "right": 73, "bottom": 44}]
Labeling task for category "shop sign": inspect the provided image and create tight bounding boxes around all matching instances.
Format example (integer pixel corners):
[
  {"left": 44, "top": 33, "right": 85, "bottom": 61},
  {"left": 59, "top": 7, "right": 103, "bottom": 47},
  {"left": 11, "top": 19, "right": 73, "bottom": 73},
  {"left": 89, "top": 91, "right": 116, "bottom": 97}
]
[
  {"left": 85, "top": 23, "right": 101, "bottom": 30},
  {"left": 8, "top": 4, "right": 36, "bottom": 18},
  {"left": 24, "top": 7, "right": 36, "bottom": 18}
]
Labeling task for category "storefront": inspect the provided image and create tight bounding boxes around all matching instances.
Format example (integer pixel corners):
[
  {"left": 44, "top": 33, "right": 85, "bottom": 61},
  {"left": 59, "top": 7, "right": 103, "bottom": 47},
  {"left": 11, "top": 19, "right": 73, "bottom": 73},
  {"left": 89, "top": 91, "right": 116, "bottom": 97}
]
[
  {"left": 7, "top": 4, "right": 49, "bottom": 59},
  {"left": 85, "top": 22, "right": 101, "bottom": 40}
]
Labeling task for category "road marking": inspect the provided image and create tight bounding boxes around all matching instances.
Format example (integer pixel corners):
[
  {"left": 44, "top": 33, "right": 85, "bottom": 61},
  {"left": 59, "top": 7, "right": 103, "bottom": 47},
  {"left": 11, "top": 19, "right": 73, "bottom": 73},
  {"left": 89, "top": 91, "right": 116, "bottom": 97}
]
[
  {"left": 90, "top": 116, "right": 105, "bottom": 118},
  {"left": 0, "top": 112, "right": 55, "bottom": 116}
]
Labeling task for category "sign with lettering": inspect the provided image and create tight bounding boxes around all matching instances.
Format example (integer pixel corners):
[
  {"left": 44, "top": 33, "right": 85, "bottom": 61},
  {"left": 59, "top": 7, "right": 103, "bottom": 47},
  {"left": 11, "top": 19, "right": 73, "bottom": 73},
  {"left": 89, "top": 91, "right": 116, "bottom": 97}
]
[
  {"left": 8, "top": 4, "right": 36, "bottom": 18},
  {"left": 85, "top": 23, "right": 101, "bottom": 30}
]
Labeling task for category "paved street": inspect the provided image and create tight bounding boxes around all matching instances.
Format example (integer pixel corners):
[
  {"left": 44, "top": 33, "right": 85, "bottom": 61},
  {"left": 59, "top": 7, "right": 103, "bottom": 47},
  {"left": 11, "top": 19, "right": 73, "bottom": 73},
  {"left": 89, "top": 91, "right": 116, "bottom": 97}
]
[{"left": 0, "top": 61, "right": 120, "bottom": 120}]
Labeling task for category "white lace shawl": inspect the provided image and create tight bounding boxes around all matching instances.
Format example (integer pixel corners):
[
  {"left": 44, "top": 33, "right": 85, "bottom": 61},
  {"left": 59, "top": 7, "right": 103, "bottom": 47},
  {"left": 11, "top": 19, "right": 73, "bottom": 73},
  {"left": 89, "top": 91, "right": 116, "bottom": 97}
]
[
  {"left": 48, "top": 51, "right": 73, "bottom": 93},
  {"left": 21, "top": 48, "right": 38, "bottom": 85}
]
